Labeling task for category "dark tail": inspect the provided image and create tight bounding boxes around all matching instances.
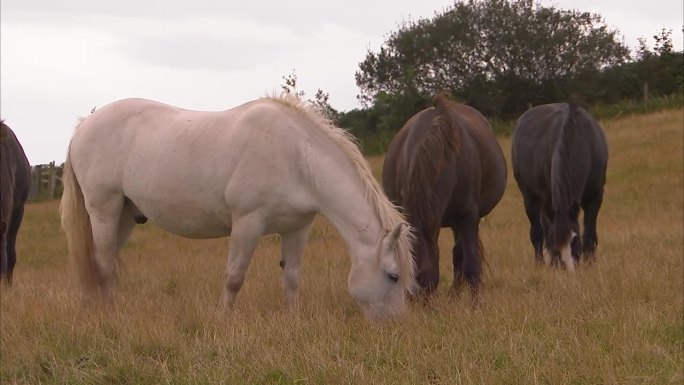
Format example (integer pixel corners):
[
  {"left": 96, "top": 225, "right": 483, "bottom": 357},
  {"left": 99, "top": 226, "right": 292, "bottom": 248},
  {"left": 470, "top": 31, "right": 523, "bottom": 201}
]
[{"left": 549, "top": 103, "right": 578, "bottom": 252}]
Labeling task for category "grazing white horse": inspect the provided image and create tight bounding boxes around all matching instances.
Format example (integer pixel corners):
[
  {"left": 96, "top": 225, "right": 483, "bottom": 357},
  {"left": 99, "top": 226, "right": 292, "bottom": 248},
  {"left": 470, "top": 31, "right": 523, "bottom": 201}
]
[{"left": 60, "top": 94, "right": 416, "bottom": 319}]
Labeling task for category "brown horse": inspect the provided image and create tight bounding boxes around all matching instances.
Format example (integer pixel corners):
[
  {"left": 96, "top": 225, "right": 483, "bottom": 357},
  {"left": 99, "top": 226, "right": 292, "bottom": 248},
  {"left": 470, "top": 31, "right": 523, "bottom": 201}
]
[
  {"left": 382, "top": 94, "right": 507, "bottom": 299},
  {"left": 1, "top": 120, "right": 31, "bottom": 285}
]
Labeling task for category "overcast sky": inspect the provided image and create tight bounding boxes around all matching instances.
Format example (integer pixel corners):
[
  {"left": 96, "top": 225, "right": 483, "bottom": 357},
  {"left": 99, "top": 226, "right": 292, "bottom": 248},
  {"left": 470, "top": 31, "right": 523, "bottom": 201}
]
[{"left": 2, "top": 0, "right": 682, "bottom": 164}]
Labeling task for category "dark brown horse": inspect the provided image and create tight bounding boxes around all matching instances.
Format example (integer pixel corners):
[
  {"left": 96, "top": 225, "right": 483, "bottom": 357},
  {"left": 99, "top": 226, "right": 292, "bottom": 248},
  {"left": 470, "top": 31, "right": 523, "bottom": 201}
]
[
  {"left": 382, "top": 94, "right": 507, "bottom": 299},
  {"left": 1, "top": 120, "right": 31, "bottom": 285},
  {"left": 511, "top": 103, "right": 608, "bottom": 271}
]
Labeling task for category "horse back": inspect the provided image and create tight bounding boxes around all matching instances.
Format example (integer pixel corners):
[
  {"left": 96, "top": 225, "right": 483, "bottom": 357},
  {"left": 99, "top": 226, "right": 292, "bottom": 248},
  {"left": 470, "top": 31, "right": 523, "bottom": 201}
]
[
  {"left": 512, "top": 103, "right": 608, "bottom": 200},
  {"left": 438, "top": 102, "right": 507, "bottom": 220},
  {"left": 67, "top": 97, "right": 333, "bottom": 238},
  {"left": 383, "top": 98, "right": 506, "bottom": 227}
]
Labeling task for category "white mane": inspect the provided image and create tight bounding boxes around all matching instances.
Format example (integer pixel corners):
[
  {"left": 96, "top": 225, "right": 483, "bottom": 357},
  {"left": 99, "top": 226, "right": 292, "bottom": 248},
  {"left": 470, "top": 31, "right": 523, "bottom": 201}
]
[{"left": 266, "top": 93, "right": 416, "bottom": 292}]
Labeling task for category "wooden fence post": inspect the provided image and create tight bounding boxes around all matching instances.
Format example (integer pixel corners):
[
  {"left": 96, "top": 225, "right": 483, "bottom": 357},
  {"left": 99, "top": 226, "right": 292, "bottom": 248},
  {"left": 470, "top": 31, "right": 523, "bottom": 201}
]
[
  {"left": 28, "top": 162, "right": 63, "bottom": 201},
  {"left": 29, "top": 168, "right": 39, "bottom": 201}
]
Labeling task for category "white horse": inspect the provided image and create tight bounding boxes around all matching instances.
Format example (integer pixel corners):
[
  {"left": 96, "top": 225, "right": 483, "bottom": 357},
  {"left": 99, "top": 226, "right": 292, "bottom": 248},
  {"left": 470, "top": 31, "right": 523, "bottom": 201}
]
[{"left": 60, "top": 94, "right": 416, "bottom": 319}]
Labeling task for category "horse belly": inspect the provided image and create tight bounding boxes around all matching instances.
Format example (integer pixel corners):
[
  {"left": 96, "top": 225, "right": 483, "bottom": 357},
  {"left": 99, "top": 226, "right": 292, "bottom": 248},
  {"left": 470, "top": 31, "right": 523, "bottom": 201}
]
[
  {"left": 127, "top": 190, "right": 233, "bottom": 239},
  {"left": 152, "top": 207, "right": 231, "bottom": 239}
]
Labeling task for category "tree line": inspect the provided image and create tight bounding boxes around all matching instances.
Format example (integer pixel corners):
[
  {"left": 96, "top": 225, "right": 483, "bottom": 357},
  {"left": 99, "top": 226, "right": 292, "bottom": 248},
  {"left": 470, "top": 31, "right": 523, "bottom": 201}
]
[{"left": 299, "top": 0, "right": 683, "bottom": 154}]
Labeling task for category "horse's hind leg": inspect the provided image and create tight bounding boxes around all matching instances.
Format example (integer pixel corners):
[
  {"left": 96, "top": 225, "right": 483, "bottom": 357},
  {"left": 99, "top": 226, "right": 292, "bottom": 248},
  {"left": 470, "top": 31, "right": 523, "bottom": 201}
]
[
  {"left": 451, "top": 213, "right": 483, "bottom": 302},
  {"left": 522, "top": 193, "right": 544, "bottom": 263},
  {"left": 219, "top": 213, "right": 264, "bottom": 311},
  {"left": 118, "top": 203, "right": 137, "bottom": 250},
  {"left": 4, "top": 205, "right": 26, "bottom": 286},
  {"left": 87, "top": 195, "right": 126, "bottom": 302},
  {"left": 582, "top": 190, "right": 604, "bottom": 263},
  {"left": 450, "top": 229, "right": 466, "bottom": 296},
  {"left": 540, "top": 204, "right": 559, "bottom": 267},
  {"left": 280, "top": 222, "right": 313, "bottom": 310}
]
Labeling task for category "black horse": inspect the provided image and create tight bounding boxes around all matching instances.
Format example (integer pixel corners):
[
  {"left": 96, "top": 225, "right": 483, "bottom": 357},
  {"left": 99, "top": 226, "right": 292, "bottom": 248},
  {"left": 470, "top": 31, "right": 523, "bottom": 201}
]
[
  {"left": 382, "top": 94, "right": 507, "bottom": 299},
  {"left": 1, "top": 120, "right": 31, "bottom": 285},
  {"left": 511, "top": 103, "right": 608, "bottom": 271}
]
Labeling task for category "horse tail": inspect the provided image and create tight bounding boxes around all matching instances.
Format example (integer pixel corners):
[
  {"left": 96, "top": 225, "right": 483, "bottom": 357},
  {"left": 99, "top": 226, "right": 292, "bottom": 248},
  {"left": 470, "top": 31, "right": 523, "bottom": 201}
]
[
  {"left": 549, "top": 103, "right": 578, "bottom": 251},
  {"left": 60, "top": 139, "right": 99, "bottom": 294},
  {"left": 405, "top": 94, "right": 459, "bottom": 231}
]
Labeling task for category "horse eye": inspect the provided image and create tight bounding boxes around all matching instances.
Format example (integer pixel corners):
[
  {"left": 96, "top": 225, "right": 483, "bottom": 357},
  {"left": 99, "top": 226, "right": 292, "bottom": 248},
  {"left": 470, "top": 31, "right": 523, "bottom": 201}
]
[{"left": 387, "top": 273, "right": 399, "bottom": 283}]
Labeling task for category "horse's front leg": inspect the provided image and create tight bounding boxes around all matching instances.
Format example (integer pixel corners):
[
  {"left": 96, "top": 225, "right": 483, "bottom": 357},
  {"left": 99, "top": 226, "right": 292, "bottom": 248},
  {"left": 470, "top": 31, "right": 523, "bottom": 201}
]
[
  {"left": 279, "top": 222, "right": 313, "bottom": 311},
  {"left": 219, "top": 214, "right": 263, "bottom": 311}
]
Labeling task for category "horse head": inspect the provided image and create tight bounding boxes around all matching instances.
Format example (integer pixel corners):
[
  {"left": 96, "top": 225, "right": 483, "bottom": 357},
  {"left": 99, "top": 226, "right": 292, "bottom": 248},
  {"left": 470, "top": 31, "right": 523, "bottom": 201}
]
[{"left": 347, "top": 222, "right": 414, "bottom": 319}]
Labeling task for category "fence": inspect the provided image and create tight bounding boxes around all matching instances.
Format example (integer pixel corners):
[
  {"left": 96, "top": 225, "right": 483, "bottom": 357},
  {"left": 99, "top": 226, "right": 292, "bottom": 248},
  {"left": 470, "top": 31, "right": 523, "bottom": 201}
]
[{"left": 28, "top": 162, "right": 62, "bottom": 201}]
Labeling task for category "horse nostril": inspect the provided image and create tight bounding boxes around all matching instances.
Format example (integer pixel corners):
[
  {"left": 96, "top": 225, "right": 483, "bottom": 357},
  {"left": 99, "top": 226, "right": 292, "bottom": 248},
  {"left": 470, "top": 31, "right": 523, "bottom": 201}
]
[{"left": 387, "top": 273, "right": 399, "bottom": 283}]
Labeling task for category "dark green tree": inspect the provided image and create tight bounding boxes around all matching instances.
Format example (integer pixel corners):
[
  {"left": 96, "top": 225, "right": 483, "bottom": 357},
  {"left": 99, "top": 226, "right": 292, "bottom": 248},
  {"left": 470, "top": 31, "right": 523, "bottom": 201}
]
[
  {"left": 634, "top": 29, "right": 683, "bottom": 99},
  {"left": 355, "top": 0, "right": 630, "bottom": 117}
]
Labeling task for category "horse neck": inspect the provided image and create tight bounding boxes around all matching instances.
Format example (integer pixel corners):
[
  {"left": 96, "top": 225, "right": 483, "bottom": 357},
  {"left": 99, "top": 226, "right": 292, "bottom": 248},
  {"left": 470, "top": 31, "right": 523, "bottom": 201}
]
[{"left": 314, "top": 161, "right": 383, "bottom": 262}]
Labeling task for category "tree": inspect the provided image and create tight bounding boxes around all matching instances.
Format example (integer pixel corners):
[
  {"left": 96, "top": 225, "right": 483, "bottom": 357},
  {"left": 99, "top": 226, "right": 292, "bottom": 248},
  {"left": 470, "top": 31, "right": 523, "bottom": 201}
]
[
  {"left": 310, "top": 89, "right": 339, "bottom": 122},
  {"left": 355, "top": 0, "right": 630, "bottom": 117},
  {"left": 634, "top": 29, "right": 683, "bottom": 99},
  {"left": 637, "top": 28, "right": 675, "bottom": 60}
]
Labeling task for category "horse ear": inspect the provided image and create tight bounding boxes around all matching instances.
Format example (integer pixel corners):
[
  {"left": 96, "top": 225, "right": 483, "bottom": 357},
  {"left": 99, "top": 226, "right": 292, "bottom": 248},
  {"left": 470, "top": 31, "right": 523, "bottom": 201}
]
[{"left": 384, "top": 223, "right": 404, "bottom": 250}]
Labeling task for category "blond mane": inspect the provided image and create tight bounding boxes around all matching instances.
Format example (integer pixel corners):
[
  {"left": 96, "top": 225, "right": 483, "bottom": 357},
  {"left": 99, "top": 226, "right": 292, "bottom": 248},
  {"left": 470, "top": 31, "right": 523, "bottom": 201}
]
[{"left": 266, "top": 93, "right": 416, "bottom": 293}]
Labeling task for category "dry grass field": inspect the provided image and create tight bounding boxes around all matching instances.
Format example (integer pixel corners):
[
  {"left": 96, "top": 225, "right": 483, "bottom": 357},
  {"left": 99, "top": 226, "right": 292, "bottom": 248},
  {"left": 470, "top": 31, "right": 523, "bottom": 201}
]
[{"left": 1, "top": 109, "right": 682, "bottom": 384}]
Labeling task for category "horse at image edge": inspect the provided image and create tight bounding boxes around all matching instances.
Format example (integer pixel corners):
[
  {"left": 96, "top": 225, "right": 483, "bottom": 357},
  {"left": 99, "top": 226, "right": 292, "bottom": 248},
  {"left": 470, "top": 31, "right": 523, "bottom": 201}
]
[{"left": 0, "top": 120, "right": 31, "bottom": 286}]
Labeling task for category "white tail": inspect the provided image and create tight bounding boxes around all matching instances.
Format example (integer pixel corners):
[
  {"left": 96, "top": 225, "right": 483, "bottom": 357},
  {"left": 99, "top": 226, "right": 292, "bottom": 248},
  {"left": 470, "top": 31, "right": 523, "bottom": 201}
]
[{"left": 59, "top": 153, "right": 101, "bottom": 294}]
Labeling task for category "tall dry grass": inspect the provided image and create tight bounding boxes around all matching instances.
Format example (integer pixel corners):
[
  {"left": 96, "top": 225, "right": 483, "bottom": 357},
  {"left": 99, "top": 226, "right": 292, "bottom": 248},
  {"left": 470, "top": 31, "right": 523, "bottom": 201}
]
[{"left": 1, "top": 109, "right": 682, "bottom": 384}]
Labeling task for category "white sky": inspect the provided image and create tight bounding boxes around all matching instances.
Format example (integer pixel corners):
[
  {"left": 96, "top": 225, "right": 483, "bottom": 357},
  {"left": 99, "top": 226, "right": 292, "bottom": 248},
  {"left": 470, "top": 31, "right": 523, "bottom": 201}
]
[{"left": 1, "top": 0, "right": 682, "bottom": 164}]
